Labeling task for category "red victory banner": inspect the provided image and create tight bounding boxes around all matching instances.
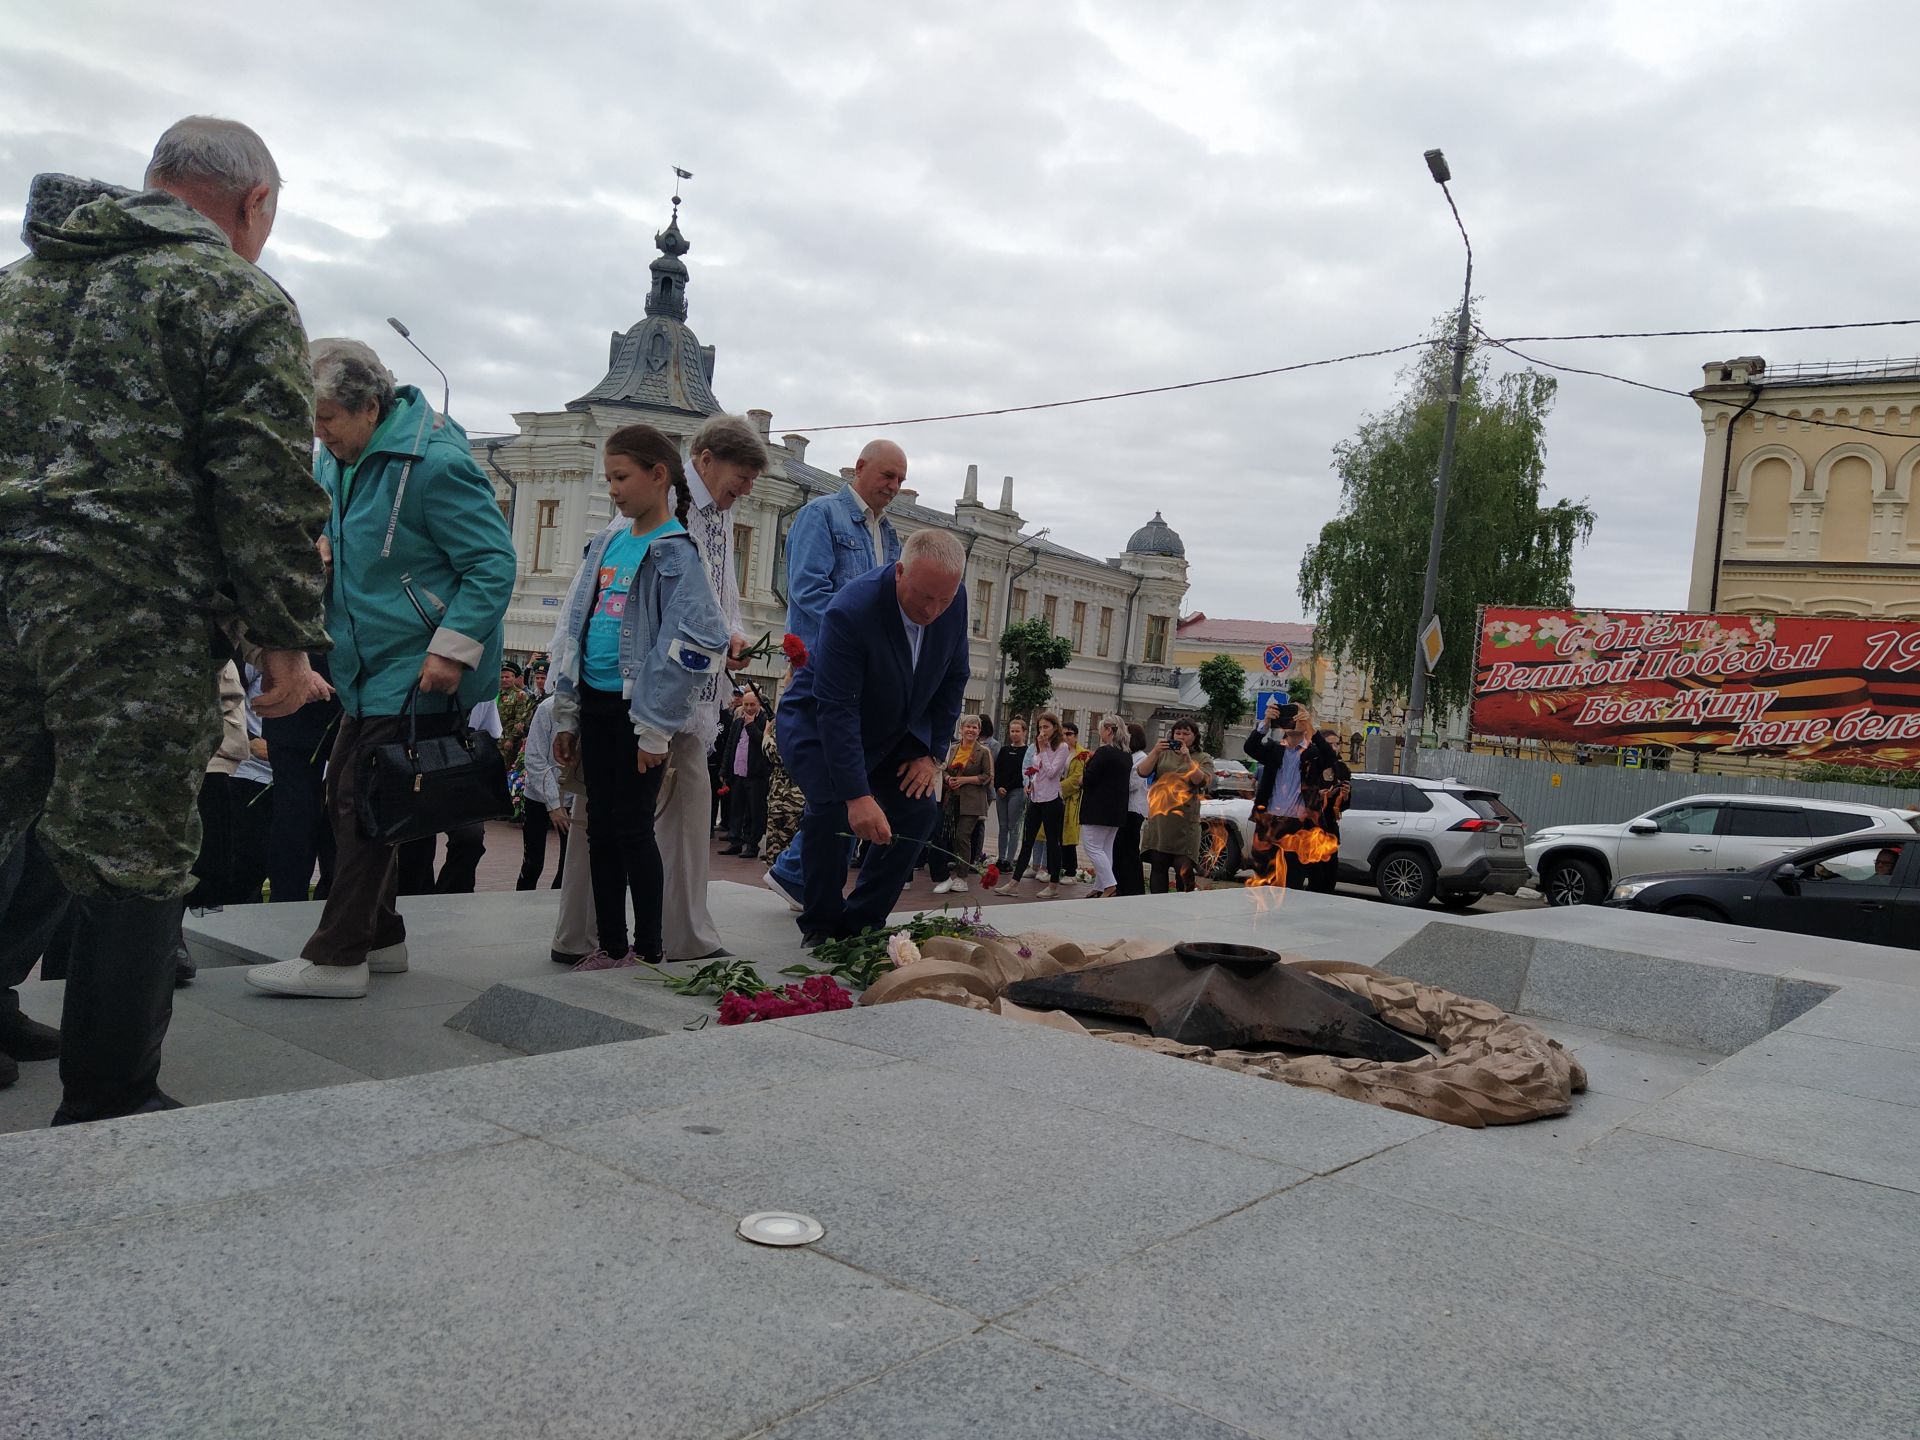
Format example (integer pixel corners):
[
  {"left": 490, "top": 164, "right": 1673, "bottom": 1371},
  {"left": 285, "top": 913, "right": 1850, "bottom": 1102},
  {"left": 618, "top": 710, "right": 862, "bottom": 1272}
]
[{"left": 1470, "top": 607, "right": 1920, "bottom": 769}]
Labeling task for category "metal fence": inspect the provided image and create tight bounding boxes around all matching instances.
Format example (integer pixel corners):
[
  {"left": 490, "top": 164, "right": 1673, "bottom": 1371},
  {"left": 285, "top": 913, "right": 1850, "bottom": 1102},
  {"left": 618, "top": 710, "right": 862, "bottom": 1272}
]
[{"left": 1406, "top": 748, "right": 1920, "bottom": 831}]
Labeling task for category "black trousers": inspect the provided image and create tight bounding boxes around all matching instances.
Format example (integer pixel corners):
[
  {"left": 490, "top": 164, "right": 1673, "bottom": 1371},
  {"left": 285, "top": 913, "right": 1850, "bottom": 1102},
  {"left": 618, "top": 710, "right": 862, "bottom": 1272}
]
[
  {"left": 0, "top": 832, "right": 180, "bottom": 1122},
  {"left": 1283, "top": 853, "right": 1339, "bottom": 892},
  {"left": 726, "top": 773, "right": 768, "bottom": 851},
  {"left": 228, "top": 777, "right": 272, "bottom": 904},
  {"left": 579, "top": 684, "right": 666, "bottom": 959},
  {"left": 266, "top": 730, "right": 335, "bottom": 903},
  {"left": 1146, "top": 849, "right": 1195, "bottom": 894},
  {"left": 1114, "top": 813, "right": 1145, "bottom": 896},
  {"left": 517, "top": 802, "right": 566, "bottom": 890},
  {"left": 1012, "top": 797, "right": 1066, "bottom": 883},
  {"left": 185, "top": 773, "right": 232, "bottom": 910},
  {"left": 396, "top": 824, "right": 486, "bottom": 896}
]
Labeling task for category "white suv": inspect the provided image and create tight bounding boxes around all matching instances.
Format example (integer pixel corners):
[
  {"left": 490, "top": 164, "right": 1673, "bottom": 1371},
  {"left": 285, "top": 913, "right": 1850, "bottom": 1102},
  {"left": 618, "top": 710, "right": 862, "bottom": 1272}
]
[
  {"left": 1527, "top": 794, "right": 1920, "bottom": 906},
  {"left": 1197, "top": 772, "right": 1530, "bottom": 909}
]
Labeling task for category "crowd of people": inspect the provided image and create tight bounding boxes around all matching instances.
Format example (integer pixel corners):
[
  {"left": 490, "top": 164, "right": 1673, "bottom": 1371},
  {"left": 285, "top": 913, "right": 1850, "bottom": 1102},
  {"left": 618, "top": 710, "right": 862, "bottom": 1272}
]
[{"left": 0, "top": 115, "right": 1350, "bottom": 1125}]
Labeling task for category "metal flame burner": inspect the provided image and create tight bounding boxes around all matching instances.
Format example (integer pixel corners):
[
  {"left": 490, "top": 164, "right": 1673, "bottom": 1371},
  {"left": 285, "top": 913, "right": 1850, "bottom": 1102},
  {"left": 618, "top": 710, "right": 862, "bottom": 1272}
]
[{"left": 1003, "top": 942, "right": 1426, "bottom": 1061}]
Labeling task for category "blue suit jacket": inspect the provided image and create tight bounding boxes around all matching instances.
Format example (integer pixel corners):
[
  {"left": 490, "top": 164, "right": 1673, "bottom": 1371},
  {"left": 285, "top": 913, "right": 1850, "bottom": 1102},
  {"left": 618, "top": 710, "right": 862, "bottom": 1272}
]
[{"left": 778, "top": 562, "right": 970, "bottom": 804}]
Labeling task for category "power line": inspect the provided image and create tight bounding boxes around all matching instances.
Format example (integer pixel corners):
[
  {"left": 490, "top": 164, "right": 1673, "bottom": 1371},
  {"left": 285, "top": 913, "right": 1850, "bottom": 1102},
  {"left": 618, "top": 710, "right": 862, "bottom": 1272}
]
[
  {"left": 781, "top": 340, "right": 1433, "bottom": 433},
  {"left": 1475, "top": 328, "right": 1910, "bottom": 439},
  {"left": 1486, "top": 318, "right": 1920, "bottom": 343},
  {"left": 464, "top": 316, "right": 1920, "bottom": 443}
]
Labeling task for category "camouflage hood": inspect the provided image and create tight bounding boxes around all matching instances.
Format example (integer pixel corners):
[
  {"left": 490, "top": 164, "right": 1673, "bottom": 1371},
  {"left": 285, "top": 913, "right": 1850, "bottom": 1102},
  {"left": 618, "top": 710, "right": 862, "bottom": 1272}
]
[{"left": 20, "top": 172, "right": 230, "bottom": 261}]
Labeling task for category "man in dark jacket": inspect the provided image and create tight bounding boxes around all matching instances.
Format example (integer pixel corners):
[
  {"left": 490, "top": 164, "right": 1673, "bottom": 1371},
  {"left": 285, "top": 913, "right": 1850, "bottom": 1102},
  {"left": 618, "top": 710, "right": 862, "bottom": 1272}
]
[
  {"left": 1244, "top": 703, "right": 1350, "bottom": 892},
  {"left": 0, "top": 118, "right": 331, "bottom": 1120},
  {"left": 719, "top": 688, "right": 770, "bottom": 857}
]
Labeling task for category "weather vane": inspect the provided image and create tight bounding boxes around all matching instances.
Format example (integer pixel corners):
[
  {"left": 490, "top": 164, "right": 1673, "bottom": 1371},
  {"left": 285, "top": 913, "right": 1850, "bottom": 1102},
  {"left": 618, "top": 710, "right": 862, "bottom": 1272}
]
[{"left": 671, "top": 165, "right": 692, "bottom": 221}]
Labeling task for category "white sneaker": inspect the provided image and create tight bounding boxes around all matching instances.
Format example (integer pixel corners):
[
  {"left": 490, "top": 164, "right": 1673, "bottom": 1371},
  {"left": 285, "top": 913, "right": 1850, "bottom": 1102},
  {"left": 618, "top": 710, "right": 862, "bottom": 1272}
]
[
  {"left": 950, "top": 878, "right": 968, "bottom": 893},
  {"left": 367, "top": 942, "right": 408, "bottom": 974},
  {"left": 763, "top": 868, "right": 804, "bottom": 913},
  {"left": 999, "top": 882, "right": 1020, "bottom": 897},
  {"left": 1037, "top": 885, "right": 1057, "bottom": 899},
  {"left": 246, "top": 958, "right": 369, "bottom": 998},
  {"left": 931, "top": 879, "right": 957, "bottom": 895}
]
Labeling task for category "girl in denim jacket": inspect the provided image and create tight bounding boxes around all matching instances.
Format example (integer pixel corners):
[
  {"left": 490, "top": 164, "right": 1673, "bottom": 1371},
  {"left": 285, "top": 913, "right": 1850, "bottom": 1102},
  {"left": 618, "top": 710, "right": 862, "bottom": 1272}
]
[{"left": 548, "top": 425, "right": 729, "bottom": 969}]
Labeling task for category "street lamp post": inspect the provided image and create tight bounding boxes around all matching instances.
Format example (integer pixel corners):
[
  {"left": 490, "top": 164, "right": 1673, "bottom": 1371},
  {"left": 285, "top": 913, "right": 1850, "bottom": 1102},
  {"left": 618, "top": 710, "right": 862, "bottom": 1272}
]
[
  {"left": 990, "top": 528, "right": 1050, "bottom": 726},
  {"left": 1401, "top": 148, "right": 1473, "bottom": 775}
]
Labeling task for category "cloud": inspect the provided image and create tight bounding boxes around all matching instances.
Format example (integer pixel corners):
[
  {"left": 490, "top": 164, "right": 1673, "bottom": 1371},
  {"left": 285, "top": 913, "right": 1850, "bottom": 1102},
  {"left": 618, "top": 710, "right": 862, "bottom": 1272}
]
[{"left": 5, "top": 0, "right": 1918, "bottom": 627}]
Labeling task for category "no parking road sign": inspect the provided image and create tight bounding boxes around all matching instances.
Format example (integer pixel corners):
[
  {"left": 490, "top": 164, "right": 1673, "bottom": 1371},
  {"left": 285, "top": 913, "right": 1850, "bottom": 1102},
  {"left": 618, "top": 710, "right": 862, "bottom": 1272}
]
[{"left": 1262, "top": 643, "right": 1293, "bottom": 676}]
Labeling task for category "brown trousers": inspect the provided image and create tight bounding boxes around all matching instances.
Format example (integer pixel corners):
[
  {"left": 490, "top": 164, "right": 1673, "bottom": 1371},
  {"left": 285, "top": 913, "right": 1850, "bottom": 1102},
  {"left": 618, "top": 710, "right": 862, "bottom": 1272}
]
[{"left": 299, "top": 713, "right": 419, "bottom": 967}]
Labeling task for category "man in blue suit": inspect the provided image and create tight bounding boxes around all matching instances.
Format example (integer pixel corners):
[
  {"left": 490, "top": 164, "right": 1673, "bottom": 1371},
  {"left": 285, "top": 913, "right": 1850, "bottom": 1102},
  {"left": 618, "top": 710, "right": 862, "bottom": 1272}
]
[
  {"left": 777, "top": 528, "right": 970, "bottom": 942},
  {"left": 762, "top": 439, "right": 906, "bottom": 911}
]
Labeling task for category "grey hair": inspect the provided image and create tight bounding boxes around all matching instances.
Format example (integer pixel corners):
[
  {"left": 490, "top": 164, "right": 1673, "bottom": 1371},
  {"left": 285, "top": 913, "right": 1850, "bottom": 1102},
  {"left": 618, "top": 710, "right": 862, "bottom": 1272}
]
[
  {"left": 901, "top": 526, "right": 965, "bottom": 573},
  {"left": 689, "top": 413, "right": 770, "bottom": 472},
  {"left": 1096, "top": 713, "right": 1128, "bottom": 747},
  {"left": 956, "top": 712, "right": 983, "bottom": 732},
  {"left": 145, "top": 116, "right": 281, "bottom": 202},
  {"left": 311, "top": 337, "right": 397, "bottom": 420}
]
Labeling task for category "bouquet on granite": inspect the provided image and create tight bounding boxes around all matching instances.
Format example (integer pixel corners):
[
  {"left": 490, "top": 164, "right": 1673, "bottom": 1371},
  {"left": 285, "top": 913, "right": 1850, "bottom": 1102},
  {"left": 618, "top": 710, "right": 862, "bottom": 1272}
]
[{"left": 717, "top": 974, "right": 853, "bottom": 1025}]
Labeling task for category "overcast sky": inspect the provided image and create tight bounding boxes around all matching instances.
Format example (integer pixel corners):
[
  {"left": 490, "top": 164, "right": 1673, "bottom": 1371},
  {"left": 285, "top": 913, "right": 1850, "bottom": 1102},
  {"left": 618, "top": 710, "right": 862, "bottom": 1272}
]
[{"left": 6, "top": 1, "right": 1917, "bottom": 625}]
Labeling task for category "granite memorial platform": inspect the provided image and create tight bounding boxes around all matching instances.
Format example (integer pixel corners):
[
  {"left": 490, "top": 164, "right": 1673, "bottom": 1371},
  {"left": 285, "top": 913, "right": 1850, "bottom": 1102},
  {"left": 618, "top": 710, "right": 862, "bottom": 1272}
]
[{"left": 3, "top": 883, "right": 1916, "bottom": 1437}]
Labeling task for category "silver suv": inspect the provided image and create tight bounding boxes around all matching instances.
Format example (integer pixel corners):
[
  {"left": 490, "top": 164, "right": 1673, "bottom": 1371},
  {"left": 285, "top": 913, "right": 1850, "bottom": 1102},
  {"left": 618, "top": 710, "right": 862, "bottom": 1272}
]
[{"left": 1197, "top": 772, "right": 1530, "bottom": 908}]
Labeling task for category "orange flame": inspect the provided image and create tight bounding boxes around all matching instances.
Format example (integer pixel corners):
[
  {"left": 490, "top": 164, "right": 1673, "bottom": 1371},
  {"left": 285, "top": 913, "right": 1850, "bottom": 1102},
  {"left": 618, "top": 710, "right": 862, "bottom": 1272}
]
[{"left": 1147, "top": 761, "right": 1207, "bottom": 819}]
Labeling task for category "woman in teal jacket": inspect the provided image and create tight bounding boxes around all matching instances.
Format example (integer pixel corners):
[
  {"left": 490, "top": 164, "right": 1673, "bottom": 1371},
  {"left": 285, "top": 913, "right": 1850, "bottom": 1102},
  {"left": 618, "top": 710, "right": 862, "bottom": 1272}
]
[{"left": 249, "top": 338, "right": 517, "bottom": 1000}]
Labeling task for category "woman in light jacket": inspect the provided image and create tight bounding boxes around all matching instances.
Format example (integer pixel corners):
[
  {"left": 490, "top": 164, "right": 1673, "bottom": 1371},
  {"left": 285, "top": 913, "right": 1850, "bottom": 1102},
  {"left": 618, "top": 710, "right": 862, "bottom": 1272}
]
[{"left": 1002, "top": 712, "right": 1071, "bottom": 897}]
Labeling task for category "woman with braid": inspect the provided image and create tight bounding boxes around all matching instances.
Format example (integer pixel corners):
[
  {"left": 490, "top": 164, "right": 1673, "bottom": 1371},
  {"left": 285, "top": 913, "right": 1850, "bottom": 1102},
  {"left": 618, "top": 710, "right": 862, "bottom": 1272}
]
[{"left": 548, "top": 425, "right": 729, "bottom": 970}]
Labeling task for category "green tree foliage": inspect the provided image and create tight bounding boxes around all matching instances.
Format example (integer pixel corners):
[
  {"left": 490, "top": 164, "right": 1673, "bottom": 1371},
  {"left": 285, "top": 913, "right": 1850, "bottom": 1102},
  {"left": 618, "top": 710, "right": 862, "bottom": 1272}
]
[
  {"left": 1298, "top": 313, "right": 1594, "bottom": 726},
  {"left": 1285, "top": 673, "right": 1314, "bottom": 706},
  {"left": 1000, "top": 617, "right": 1073, "bottom": 719},
  {"left": 1196, "top": 653, "right": 1250, "bottom": 750}
]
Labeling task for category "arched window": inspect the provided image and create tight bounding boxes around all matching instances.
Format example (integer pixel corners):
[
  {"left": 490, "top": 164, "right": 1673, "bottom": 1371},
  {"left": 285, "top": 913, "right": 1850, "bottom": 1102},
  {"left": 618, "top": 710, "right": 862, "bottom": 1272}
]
[
  {"left": 1820, "top": 454, "right": 1876, "bottom": 560},
  {"left": 1744, "top": 455, "right": 1792, "bottom": 542}
]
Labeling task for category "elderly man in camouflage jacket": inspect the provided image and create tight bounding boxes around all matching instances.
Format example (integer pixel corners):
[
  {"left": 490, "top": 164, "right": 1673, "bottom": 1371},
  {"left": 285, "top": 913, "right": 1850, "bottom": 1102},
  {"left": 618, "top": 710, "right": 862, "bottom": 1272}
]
[{"left": 0, "top": 117, "right": 330, "bottom": 1122}]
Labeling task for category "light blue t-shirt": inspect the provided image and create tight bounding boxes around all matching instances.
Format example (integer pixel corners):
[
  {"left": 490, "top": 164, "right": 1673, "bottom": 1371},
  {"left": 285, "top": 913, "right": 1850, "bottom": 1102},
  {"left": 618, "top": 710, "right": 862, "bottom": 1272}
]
[{"left": 582, "top": 520, "right": 679, "bottom": 691}]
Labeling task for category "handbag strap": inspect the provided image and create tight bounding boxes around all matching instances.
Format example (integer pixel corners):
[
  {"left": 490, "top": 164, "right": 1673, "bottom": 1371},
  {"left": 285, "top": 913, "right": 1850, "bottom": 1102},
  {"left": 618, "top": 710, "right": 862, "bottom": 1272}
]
[{"left": 400, "top": 678, "right": 468, "bottom": 757}]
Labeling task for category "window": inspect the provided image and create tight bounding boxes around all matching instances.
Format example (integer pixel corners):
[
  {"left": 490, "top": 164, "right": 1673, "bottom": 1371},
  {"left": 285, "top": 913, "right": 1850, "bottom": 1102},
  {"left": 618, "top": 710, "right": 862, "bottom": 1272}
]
[
  {"left": 1805, "top": 809, "right": 1876, "bottom": 837},
  {"left": 973, "top": 579, "right": 993, "bottom": 636},
  {"left": 732, "top": 524, "right": 753, "bottom": 593},
  {"left": 1012, "top": 586, "right": 1028, "bottom": 620},
  {"left": 1071, "top": 600, "right": 1086, "bottom": 652},
  {"left": 1348, "top": 778, "right": 1397, "bottom": 813},
  {"left": 532, "top": 499, "right": 560, "bottom": 573},
  {"left": 1725, "top": 806, "right": 1808, "bottom": 840},
  {"left": 1060, "top": 708, "right": 1077, "bottom": 733},
  {"left": 1396, "top": 784, "right": 1434, "bottom": 814},
  {"left": 1098, "top": 606, "right": 1114, "bottom": 658},
  {"left": 1797, "top": 842, "right": 1904, "bottom": 884},
  {"left": 1144, "top": 615, "right": 1170, "bottom": 664},
  {"left": 1650, "top": 803, "right": 1720, "bottom": 835},
  {"left": 1042, "top": 594, "right": 1058, "bottom": 632}
]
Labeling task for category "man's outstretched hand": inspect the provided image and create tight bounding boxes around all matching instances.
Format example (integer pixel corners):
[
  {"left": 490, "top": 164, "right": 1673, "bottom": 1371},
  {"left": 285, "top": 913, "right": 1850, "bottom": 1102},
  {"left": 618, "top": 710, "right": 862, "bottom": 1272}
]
[
  {"left": 896, "top": 754, "right": 938, "bottom": 800},
  {"left": 252, "top": 650, "right": 332, "bottom": 719},
  {"left": 847, "top": 795, "right": 893, "bottom": 846}
]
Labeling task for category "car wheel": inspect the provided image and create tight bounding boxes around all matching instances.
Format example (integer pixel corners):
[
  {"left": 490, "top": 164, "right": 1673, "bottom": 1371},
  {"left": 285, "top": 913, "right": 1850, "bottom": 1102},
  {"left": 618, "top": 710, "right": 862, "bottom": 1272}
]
[
  {"left": 1199, "top": 819, "right": 1242, "bottom": 882},
  {"left": 1373, "top": 850, "right": 1437, "bottom": 907},
  {"left": 1662, "top": 901, "right": 1723, "bottom": 923},
  {"left": 1542, "top": 856, "right": 1603, "bottom": 906},
  {"left": 1436, "top": 891, "right": 1483, "bottom": 912}
]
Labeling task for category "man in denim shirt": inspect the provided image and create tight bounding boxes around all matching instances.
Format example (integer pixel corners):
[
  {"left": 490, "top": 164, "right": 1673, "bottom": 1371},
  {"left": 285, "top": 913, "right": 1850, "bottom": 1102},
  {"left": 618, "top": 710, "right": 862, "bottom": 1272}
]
[{"left": 764, "top": 439, "right": 907, "bottom": 909}]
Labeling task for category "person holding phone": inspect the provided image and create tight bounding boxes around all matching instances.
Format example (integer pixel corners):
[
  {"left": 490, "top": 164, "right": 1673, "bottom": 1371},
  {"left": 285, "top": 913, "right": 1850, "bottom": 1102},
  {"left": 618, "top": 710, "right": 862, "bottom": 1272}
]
[
  {"left": 1245, "top": 701, "right": 1349, "bottom": 891},
  {"left": 1138, "top": 716, "right": 1213, "bottom": 893}
]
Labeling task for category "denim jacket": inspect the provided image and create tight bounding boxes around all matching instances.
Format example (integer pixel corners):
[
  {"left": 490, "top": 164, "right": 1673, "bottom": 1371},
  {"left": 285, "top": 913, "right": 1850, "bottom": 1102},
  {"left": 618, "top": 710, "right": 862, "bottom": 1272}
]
[
  {"left": 782, "top": 484, "right": 901, "bottom": 652},
  {"left": 547, "top": 519, "right": 730, "bottom": 752}
]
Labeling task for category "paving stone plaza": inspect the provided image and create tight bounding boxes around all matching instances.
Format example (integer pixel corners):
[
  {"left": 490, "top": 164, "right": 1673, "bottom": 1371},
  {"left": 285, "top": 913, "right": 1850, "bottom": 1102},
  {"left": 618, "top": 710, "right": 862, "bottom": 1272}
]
[{"left": 4, "top": 883, "right": 1917, "bottom": 1437}]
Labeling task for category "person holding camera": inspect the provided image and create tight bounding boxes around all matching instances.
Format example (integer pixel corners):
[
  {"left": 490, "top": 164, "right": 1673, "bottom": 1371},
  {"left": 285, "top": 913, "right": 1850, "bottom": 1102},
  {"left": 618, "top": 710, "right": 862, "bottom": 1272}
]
[
  {"left": 1138, "top": 716, "right": 1213, "bottom": 894},
  {"left": 1244, "top": 702, "right": 1350, "bottom": 892}
]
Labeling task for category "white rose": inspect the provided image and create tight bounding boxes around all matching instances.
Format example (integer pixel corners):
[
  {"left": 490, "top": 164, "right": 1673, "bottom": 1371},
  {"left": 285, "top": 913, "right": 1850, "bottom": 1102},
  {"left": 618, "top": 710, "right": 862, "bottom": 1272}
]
[{"left": 886, "top": 932, "right": 921, "bottom": 968}]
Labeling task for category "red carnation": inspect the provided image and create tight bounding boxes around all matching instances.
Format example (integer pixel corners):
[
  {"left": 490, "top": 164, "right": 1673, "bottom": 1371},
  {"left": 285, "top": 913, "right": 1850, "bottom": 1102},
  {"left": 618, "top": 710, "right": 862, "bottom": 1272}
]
[
  {"left": 980, "top": 864, "right": 1002, "bottom": 890},
  {"left": 781, "top": 633, "right": 809, "bottom": 667}
]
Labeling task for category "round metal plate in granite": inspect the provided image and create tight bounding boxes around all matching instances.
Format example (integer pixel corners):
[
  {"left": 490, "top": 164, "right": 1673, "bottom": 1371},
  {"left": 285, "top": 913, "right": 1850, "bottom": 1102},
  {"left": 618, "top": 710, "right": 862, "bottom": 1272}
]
[{"left": 738, "top": 1211, "right": 825, "bottom": 1247}]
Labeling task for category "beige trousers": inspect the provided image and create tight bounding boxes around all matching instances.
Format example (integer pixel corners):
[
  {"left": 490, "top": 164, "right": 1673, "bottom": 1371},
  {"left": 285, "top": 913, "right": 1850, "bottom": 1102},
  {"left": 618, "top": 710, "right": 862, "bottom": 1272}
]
[
  {"left": 657, "top": 728, "right": 722, "bottom": 961},
  {"left": 551, "top": 791, "right": 598, "bottom": 958}
]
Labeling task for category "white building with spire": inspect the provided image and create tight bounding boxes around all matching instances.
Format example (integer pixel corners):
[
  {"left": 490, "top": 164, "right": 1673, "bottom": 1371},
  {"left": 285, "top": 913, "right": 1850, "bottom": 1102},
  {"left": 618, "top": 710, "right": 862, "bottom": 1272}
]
[{"left": 481, "top": 201, "right": 1190, "bottom": 733}]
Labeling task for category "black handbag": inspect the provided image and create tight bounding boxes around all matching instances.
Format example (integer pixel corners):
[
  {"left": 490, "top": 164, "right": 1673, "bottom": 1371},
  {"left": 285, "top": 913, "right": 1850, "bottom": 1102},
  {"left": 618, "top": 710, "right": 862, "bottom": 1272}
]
[{"left": 356, "top": 683, "right": 513, "bottom": 844}]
